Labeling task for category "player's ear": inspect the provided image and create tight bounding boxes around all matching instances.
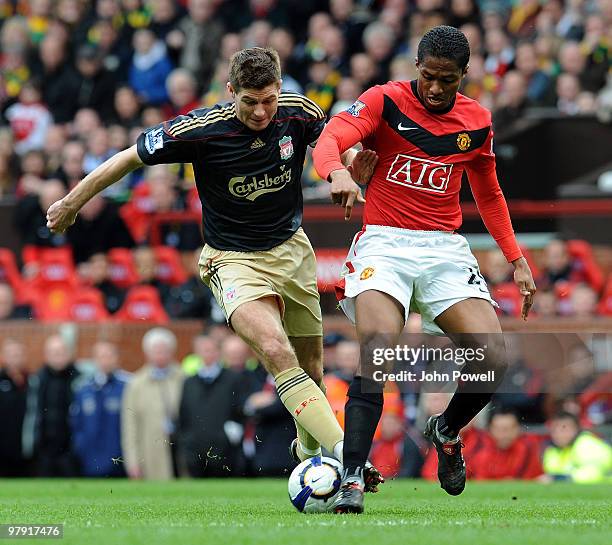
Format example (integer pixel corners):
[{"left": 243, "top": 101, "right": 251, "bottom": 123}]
[
  {"left": 462, "top": 64, "right": 469, "bottom": 78},
  {"left": 227, "top": 82, "right": 236, "bottom": 98}
]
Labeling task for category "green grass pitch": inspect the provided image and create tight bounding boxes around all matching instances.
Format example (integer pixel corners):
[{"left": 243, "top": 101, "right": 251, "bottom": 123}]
[{"left": 1, "top": 479, "right": 610, "bottom": 545}]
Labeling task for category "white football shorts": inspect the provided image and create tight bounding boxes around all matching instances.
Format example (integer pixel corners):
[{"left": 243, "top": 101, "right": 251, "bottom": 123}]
[{"left": 336, "top": 225, "right": 498, "bottom": 335}]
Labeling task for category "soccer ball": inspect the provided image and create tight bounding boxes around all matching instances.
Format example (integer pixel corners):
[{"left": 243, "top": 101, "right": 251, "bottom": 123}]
[{"left": 288, "top": 456, "right": 343, "bottom": 513}]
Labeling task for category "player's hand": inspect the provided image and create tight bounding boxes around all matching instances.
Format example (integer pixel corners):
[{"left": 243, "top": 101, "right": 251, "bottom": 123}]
[
  {"left": 46, "top": 198, "right": 78, "bottom": 234},
  {"left": 512, "top": 257, "right": 536, "bottom": 320},
  {"left": 347, "top": 149, "right": 378, "bottom": 185},
  {"left": 329, "top": 168, "right": 366, "bottom": 221}
]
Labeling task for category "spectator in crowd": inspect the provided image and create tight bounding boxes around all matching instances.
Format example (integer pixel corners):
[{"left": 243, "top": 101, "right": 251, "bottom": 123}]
[
  {"left": 54, "top": 140, "right": 86, "bottom": 190},
  {"left": 163, "top": 68, "right": 201, "bottom": 118},
  {"left": 165, "top": 247, "right": 216, "bottom": 320},
  {"left": 166, "top": 0, "right": 224, "bottom": 90},
  {"left": 539, "top": 239, "right": 588, "bottom": 289},
  {"left": 484, "top": 28, "right": 515, "bottom": 80},
  {"left": 22, "top": 334, "right": 82, "bottom": 477},
  {"left": 66, "top": 194, "right": 134, "bottom": 264},
  {"left": 129, "top": 28, "right": 174, "bottom": 106},
  {"left": 70, "top": 341, "right": 130, "bottom": 477},
  {"left": 4, "top": 80, "right": 53, "bottom": 156},
  {"left": 370, "top": 411, "right": 406, "bottom": 479},
  {"left": 243, "top": 372, "right": 297, "bottom": 476},
  {"left": 73, "top": 44, "right": 116, "bottom": 119},
  {"left": 362, "top": 21, "right": 396, "bottom": 82},
  {"left": 514, "top": 41, "right": 554, "bottom": 105},
  {"left": 0, "top": 339, "right": 30, "bottom": 476},
  {"left": 556, "top": 72, "right": 582, "bottom": 115},
  {"left": 470, "top": 408, "right": 543, "bottom": 480},
  {"left": 568, "top": 283, "right": 599, "bottom": 318},
  {"left": 121, "top": 327, "right": 184, "bottom": 480},
  {"left": 178, "top": 335, "right": 246, "bottom": 476},
  {"left": 493, "top": 70, "right": 531, "bottom": 130},
  {"left": 491, "top": 336, "right": 546, "bottom": 424},
  {"left": 14, "top": 179, "right": 67, "bottom": 248},
  {"left": 113, "top": 85, "right": 143, "bottom": 129},
  {"left": 81, "top": 253, "right": 126, "bottom": 314},
  {"left": 532, "top": 288, "right": 559, "bottom": 317},
  {"left": 34, "top": 32, "right": 80, "bottom": 123},
  {"left": 0, "top": 283, "right": 32, "bottom": 320},
  {"left": 269, "top": 27, "right": 302, "bottom": 93},
  {"left": 542, "top": 411, "right": 612, "bottom": 483},
  {"left": 220, "top": 334, "right": 255, "bottom": 373}
]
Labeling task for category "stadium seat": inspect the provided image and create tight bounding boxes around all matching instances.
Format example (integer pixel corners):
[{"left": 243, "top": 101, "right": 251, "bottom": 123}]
[
  {"left": 597, "top": 275, "right": 612, "bottom": 316},
  {"left": 108, "top": 248, "right": 139, "bottom": 289},
  {"left": 119, "top": 183, "right": 153, "bottom": 244},
  {"left": 491, "top": 282, "right": 522, "bottom": 317},
  {"left": 114, "top": 285, "right": 169, "bottom": 323},
  {"left": 567, "top": 240, "right": 604, "bottom": 293},
  {"left": 154, "top": 246, "right": 188, "bottom": 285},
  {"left": 0, "top": 248, "right": 28, "bottom": 303},
  {"left": 32, "top": 286, "right": 72, "bottom": 321},
  {"left": 28, "top": 247, "right": 78, "bottom": 290},
  {"left": 68, "top": 287, "right": 110, "bottom": 322}
]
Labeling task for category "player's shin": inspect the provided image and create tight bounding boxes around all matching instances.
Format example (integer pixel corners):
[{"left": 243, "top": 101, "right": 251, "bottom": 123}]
[
  {"left": 275, "top": 367, "right": 344, "bottom": 454},
  {"left": 293, "top": 379, "right": 328, "bottom": 460},
  {"left": 438, "top": 334, "right": 508, "bottom": 439},
  {"left": 342, "top": 376, "right": 384, "bottom": 474}
]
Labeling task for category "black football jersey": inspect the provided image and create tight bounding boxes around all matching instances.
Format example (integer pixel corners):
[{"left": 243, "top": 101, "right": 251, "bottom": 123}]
[{"left": 136, "top": 93, "right": 326, "bottom": 251}]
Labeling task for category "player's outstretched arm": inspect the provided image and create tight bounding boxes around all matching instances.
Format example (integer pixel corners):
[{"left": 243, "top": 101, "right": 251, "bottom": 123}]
[{"left": 46, "top": 145, "right": 144, "bottom": 234}]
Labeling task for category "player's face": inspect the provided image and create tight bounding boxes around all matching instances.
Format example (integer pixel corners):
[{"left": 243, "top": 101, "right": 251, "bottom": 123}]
[
  {"left": 231, "top": 82, "right": 281, "bottom": 131},
  {"left": 415, "top": 56, "right": 467, "bottom": 112}
]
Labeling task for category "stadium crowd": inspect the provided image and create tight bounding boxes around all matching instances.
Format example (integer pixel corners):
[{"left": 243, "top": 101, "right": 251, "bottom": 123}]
[
  {"left": 0, "top": 326, "right": 610, "bottom": 480},
  {"left": 0, "top": 1, "right": 611, "bottom": 479}
]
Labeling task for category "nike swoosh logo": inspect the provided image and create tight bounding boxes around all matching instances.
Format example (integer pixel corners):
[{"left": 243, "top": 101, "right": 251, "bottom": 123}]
[
  {"left": 311, "top": 476, "right": 323, "bottom": 483},
  {"left": 398, "top": 123, "right": 419, "bottom": 131}
]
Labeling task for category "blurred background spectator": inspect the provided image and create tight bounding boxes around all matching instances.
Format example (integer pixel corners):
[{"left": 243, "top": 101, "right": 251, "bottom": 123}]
[
  {"left": 121, "top": 327, "right": 184, "bottom": 480},
  {"left": 70, "top": 341, "right": 130, "bottom": 477}
]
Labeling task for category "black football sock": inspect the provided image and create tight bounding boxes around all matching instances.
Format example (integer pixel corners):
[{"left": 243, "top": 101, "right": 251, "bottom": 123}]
[
  {"left": 439, "top": 391, "right": 495, "bottom": 439},
  {"left": 343, "top": 376, "right": 384, "bottom": 475}
]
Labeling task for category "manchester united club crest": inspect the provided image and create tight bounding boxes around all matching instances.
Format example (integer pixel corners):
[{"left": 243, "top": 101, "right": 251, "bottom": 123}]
[
  {"left": 456, "top": 132, "right": 471, "bottom": 151},
  {"left": 278, "top": 136, "right": 294, "bottom": 161},
  {"left": 360, "top": 267, "right": 375, "bottom": 280}
]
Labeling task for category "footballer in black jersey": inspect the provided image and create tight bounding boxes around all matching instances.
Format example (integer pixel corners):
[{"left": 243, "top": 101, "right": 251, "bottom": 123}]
[{"left": 47, "top": 48, "right": 381, "bottom": 486}]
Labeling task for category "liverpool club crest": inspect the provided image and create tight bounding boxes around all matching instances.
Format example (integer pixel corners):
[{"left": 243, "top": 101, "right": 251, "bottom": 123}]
[{"left": 279, "top": 136, "right": 294, "bottom": 161}]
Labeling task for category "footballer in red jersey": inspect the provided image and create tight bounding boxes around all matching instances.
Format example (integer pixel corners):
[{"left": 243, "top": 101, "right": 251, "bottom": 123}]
[{"left": 313, "top": 26, "right": 537, "bottom": 514}]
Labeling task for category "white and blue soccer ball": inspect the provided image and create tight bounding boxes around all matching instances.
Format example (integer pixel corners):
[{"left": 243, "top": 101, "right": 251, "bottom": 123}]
[{"left": 288, "top": 456, "right": 343, "bottom": 513}]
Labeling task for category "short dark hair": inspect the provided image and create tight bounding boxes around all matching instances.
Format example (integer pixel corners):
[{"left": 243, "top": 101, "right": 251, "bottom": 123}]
[
  {"left": 417, "top": 25, "right": 470, "bottom": 71},
  {"left": 488, "top": 407, "right": 520, "bottom": 426},
  {"left": 228, "top": 47, "right": 281, "bottom": 92},
  {"left": 551, "top": 411, "right": 580, "bottom": 427}
]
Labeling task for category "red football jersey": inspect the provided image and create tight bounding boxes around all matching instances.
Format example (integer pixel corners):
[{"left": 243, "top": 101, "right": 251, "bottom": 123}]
[{"left": 314, "top": 80, "right": 522, "bottom": 262}]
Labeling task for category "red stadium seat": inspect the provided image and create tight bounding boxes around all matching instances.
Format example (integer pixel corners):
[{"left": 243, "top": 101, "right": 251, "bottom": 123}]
[
  {"left": 32, "top": 286, "right": 72, "bottom": 321},
  {"left": 0, "top": 248, "right": 28, "bottom": 303},
  {"left": 154, "top": 246, "right": 188, "bottom": 285},
  {"left": 68, "top": 287, "right": 110, "bottom": 322},
  {"left": 491, "top": 282, "right": 522, "bottom": 317},
  {"left": 597, "top": 275, "right": 612, "bottom": 316},
  {"left": 114, "top": 285, "right": 169, "bottom": 323},
  {"left": 567, "top": 240, "right": 604, "bottom": 293},
  {"left": 28, "top": 248, "right": 78, "bottom": 290},
  {"left": 108, "top": 248, "right": 139, "bottom": 288},
  {"left": 119, "top": 183, "right": 153, "bottom": 244}
]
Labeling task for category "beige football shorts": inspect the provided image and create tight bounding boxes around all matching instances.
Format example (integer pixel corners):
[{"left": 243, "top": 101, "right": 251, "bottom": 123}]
[{"left": 199, "top": 227, "right": 323, "bottom": 337}]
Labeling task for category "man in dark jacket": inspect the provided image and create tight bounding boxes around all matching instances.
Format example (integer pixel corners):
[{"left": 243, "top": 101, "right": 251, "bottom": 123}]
[
  {"left": 22, "top": 335, "right": 82, "bottom": 477},
  {"left": 177, "top": 336, "right": 246, "bottom": 476},
  {"left": 0, "top": 339, "right": 31, "bottom": 476},
  {"left": 71, "top": 341, "right": 130, "bottom": 477}
]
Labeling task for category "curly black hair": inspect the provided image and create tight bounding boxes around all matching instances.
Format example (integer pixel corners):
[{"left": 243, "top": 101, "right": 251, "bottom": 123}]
[{"left": 417, "top": 25, "right": 470, "bottom": 71}]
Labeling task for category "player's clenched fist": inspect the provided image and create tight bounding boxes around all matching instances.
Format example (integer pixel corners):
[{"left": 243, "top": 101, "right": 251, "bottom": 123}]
[
  {"left": 46, "top": 198, "right": 78, "bottom": 234},
  {"left": 329, "top": 168, "right": 366, "bottom": 221}
]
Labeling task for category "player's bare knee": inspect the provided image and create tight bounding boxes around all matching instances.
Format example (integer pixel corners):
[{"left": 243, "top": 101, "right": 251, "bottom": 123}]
[{"left": 260, "top": 336, "right": 297, "bottom": 373}]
